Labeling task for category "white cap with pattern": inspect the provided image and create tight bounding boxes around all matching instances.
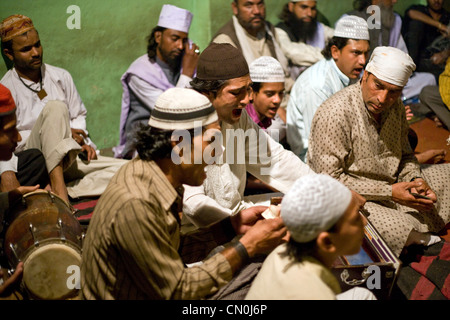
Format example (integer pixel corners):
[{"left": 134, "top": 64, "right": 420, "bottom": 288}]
[
  {"left": 249, "top": 56, "right": 285, "bottom": 83},
  {"left": 149, "top": 88, "right": 218, "bottom": 130},
  {"left": 334, "top": 15, "right": 370, "bottom": 41},
  {"left": 281, "top": 174, "right": 352, "bottom": 243},
  {"left": 157, "top": 4, "right": 193, "bottom": 33}
]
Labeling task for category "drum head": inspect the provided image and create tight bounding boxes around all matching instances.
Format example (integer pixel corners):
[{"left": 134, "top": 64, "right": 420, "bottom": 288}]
[{"left": 23, "top": 243, "right": 81, "bottom": 300}]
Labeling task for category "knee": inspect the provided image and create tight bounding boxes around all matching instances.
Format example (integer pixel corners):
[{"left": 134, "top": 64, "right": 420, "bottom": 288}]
[
  {"left": 42, "top": 100, "right": 69, "bottom": 119},
  {"left": 419, "top": 86, "right": 436, "bottom": 103}
]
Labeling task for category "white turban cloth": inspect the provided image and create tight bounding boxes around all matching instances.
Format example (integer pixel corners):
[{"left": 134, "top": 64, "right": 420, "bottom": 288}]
[
  {"left": 365, "top": 46, "right": 416, "bottom": 87},
  {"left": 281, "top": 174, "right": 352, "bottom": 243}
]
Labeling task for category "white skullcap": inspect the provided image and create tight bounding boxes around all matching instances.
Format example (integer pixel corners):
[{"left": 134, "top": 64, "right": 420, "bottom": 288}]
[
  {"left": 365, "top": 46, "right": 416, "bottom": 87},
  {"left": 334, "top": 15, "right": 370, "bottom": 41},
  {"left": 249, "top": 56, "right": 285, "bottom": 83},
  {"left": 149, "top": 88, "right": 218, "bottom": 130},
  {"left": 281, "top": 174, "right": 352, "bottom": 243},
  {"left": 157, "top": 4, "right": 193, "bottom": 33}
]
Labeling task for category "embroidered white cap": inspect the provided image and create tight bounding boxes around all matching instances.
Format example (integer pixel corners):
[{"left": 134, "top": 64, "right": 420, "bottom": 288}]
[
  {"left": 149, "top": 88, "right": 218, "bottom": 130},
  {"left": 365, "top": 46, "right": 416, "bottom": 87},
  {"left": 157, "top": 4, "right": 193, "bottom": 33},
  {"left": 334, "top": 15, "right": 370, "bottom": 41},
  {"left": 249, "top": 56, "right": 285, "bottom": 83},
  {"left": 281, "top": 174, "right": 352, "bottom": 243}
]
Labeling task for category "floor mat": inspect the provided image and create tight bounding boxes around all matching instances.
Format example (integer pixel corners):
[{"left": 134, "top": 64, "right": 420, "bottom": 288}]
[
  {"left": 72, "top": 197, "right": 98, "bottom": 225},
  {"left": 395, "top": 240, "right": 450, "bottom": 300}
]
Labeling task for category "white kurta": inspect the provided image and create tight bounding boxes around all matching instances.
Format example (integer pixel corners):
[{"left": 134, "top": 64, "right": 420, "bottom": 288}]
[{"left": 183, "top": 109, "right": 313, "bottom": 227}]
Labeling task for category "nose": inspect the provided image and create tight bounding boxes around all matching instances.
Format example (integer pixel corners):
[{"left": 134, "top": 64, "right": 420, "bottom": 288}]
[
  {"left": 252, "top": 4, "right": 261, "bottom": 15},
  {"left": 273, "top": 93, "right": 282, "bottom": 104},
  {"left": 377, "top": 90, "right": 389, "bottom": 104},
  {"left": 31, "top": 46, "right": 40, "bottom": 57},
  {"left": 240, "top": 87, "right": 252, "bottom": 106}
]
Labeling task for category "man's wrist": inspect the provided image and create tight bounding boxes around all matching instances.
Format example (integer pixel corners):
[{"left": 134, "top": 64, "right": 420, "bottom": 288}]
[{"left": 233, "top": 240, "right": 250, "bottom": 264}]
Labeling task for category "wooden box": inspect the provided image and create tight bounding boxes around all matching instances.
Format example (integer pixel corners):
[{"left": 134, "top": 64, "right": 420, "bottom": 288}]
[{"left": 331, "top": 214, "right": 402, "bottom": 300}]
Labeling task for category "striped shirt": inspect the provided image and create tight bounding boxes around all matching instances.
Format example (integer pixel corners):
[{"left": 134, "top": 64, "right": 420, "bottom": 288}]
[{"left": 80, "top": 159, "right": 233, "bottom": 300}]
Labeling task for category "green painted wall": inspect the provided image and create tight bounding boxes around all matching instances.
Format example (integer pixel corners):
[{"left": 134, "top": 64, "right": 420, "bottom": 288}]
[{"left": 0, "top": 0, "right": 436, "bottom": 149}]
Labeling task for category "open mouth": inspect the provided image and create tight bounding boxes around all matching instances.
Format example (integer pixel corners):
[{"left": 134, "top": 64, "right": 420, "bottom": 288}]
[{"left": 232, "top": 109, "right": 243, "bottom": 118}]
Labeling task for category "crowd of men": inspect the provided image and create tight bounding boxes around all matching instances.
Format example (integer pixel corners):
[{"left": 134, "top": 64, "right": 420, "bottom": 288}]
[{"left": 0, "top": 0, "right": 449, "bottom": 300}]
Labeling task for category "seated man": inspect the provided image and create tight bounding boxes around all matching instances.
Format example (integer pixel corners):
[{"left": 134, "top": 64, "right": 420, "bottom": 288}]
[
  {"left": 80, "top": 88, "right": 287, "bottom": 299},
  {"left": 0, "top": 15, "right": 127, "bottom": 203},
  {"left": 346, "top": 0, "right": 437, "bottom": 101},
  {"left": 308, "top": 46, "right": 450, "bottom": 257},
  {"left": 403, "top": 0, "right": 450, "bottom": 81},
  {"left": 183, "top": 43, "right": 313, "bottom": 228},
  {"left": 246, "top": 174, "right": 376, "bottom": 300},
  {"left": 0, "top": 84, "right": 42, "bottom": 298},
  {"left": 115, "top": 4, "right": 200, "bottom": 159},
  {"left": 287, "top": 15, "right": 370, "bottom": 161},
  {"left": 275, "top": 0, "right": 335, "bottom": 78}
]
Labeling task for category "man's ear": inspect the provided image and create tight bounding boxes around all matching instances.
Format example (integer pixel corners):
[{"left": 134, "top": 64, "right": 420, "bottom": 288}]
[
  {"left": 316, "top": 232, "right": 337, "bottom": 255},
  {"left": 154, "top": 31, "right": 162, "bottom": 45},
  {"left": 232, "top": 1, "right": 238, "bottom": 16},
  {"left": 3, "top": 48, "right": 13, "bottom": 62},
  {"left": 330, "top": 45, "right": 341, "bottom": 61},
  {"left": 288, "top": 2, "right": 295, "bottom": 13}
]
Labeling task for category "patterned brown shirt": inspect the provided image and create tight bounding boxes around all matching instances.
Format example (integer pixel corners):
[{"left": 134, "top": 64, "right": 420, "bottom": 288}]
[{"left": 307, "top": 81, "right": 422, "bottom": 200}]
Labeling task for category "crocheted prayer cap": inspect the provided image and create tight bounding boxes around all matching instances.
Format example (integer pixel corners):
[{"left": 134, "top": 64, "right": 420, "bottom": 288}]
[
  {"left": 334, "top": 15, "right": 370, "bottom": 41},
  {"left": 366, "top": 46, "right": 416, "bottom": 87},
  {"left": 0, "top": 14, "right": 35, "bottom": 42},
  {"left": 0, "top": 84, "right": 17, "bottom": 116},
  {"left": 250, "top": 56, "right": 285, "bottom": 83},
  {"left": 196, "top": 43, "right": 249, "bottom": 81},
  {"left": 281, "top": 174, "right": 352, "bottom": 243},
  {"left": 157, "top": 5, "right": 193, "bottom": 33},
  {"left": 148, "top": 88, "right": 218, "bottom": 130}
]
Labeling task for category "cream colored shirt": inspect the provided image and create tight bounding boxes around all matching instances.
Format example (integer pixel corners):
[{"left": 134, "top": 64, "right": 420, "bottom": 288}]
[{"left": 246, "top": 244, "right": 341, "bottom": 300}]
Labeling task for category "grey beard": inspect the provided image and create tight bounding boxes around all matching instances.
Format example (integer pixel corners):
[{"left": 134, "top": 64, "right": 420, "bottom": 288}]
[{"left": 380, "top": 5, "right": 395, "bottom": 30}]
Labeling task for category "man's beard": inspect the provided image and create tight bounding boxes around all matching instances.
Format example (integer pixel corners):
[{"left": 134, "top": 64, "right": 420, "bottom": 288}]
[
  {"left": 288, "top": 15, "right": 318, "bottom": 43},
  {"left": 379, "top": 3, "right": 395, "bottom": 30},
  {"left": 158, "top": 47, "right": 182, "bottom": 72}
]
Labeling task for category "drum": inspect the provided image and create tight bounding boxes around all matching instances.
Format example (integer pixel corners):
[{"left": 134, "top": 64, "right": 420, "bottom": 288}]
[{"left": 3, "top": 191, "right": 84, "bottom": 300}]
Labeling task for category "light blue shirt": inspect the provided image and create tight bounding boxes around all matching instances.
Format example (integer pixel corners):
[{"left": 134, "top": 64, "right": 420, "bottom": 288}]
[{"left": 287, "top": 58, "right": 350, "bottom": 161}]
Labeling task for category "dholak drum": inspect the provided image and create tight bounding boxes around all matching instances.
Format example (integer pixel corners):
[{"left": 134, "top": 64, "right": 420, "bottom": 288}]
[{"left": 3, "top": 191, "right": 84, "bottom": 300}]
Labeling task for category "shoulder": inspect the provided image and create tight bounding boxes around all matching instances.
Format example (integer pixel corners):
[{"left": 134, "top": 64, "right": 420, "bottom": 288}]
[
  {"left": 317, "top": 83, "right": 359, "bottom": 117},
  {"left": 0, "top": 69, "right": 14, "bottom": 86}
]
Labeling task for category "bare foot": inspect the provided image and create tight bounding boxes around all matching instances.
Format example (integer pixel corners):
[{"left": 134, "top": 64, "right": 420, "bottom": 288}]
[
  {"left": 432, "top": 116, "right": 444, "bottom": 128},
  {"left": 415, "top": 149, "right": 447, "bottom": 164}
]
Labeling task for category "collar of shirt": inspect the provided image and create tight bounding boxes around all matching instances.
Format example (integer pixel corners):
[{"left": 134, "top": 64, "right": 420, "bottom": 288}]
[
  {"left": 245, "top": 103, "right": 272, "bottom": 129},
  {"left": 330, "top": 58, "right": 350, "bottom": 87}
]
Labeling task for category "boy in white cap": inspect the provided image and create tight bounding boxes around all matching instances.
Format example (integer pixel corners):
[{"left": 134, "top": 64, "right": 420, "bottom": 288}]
[
  {"left": 287, "top": 15, "right": 370, "bottom": 161},
  {"left": 116, "top": 4, "right": 201, "bottom": 159},
  {"left": 247, "top": 56, "right": 287, "bottom": 141},
  {"left": 246, "top": 174, "right": 376, "bottom": 300},
  {"left": 308, "top": 46, "right": 450, "bottom": 257},
  {"left": 81, "top": 88, "right": 287, "bottom": 300}
]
